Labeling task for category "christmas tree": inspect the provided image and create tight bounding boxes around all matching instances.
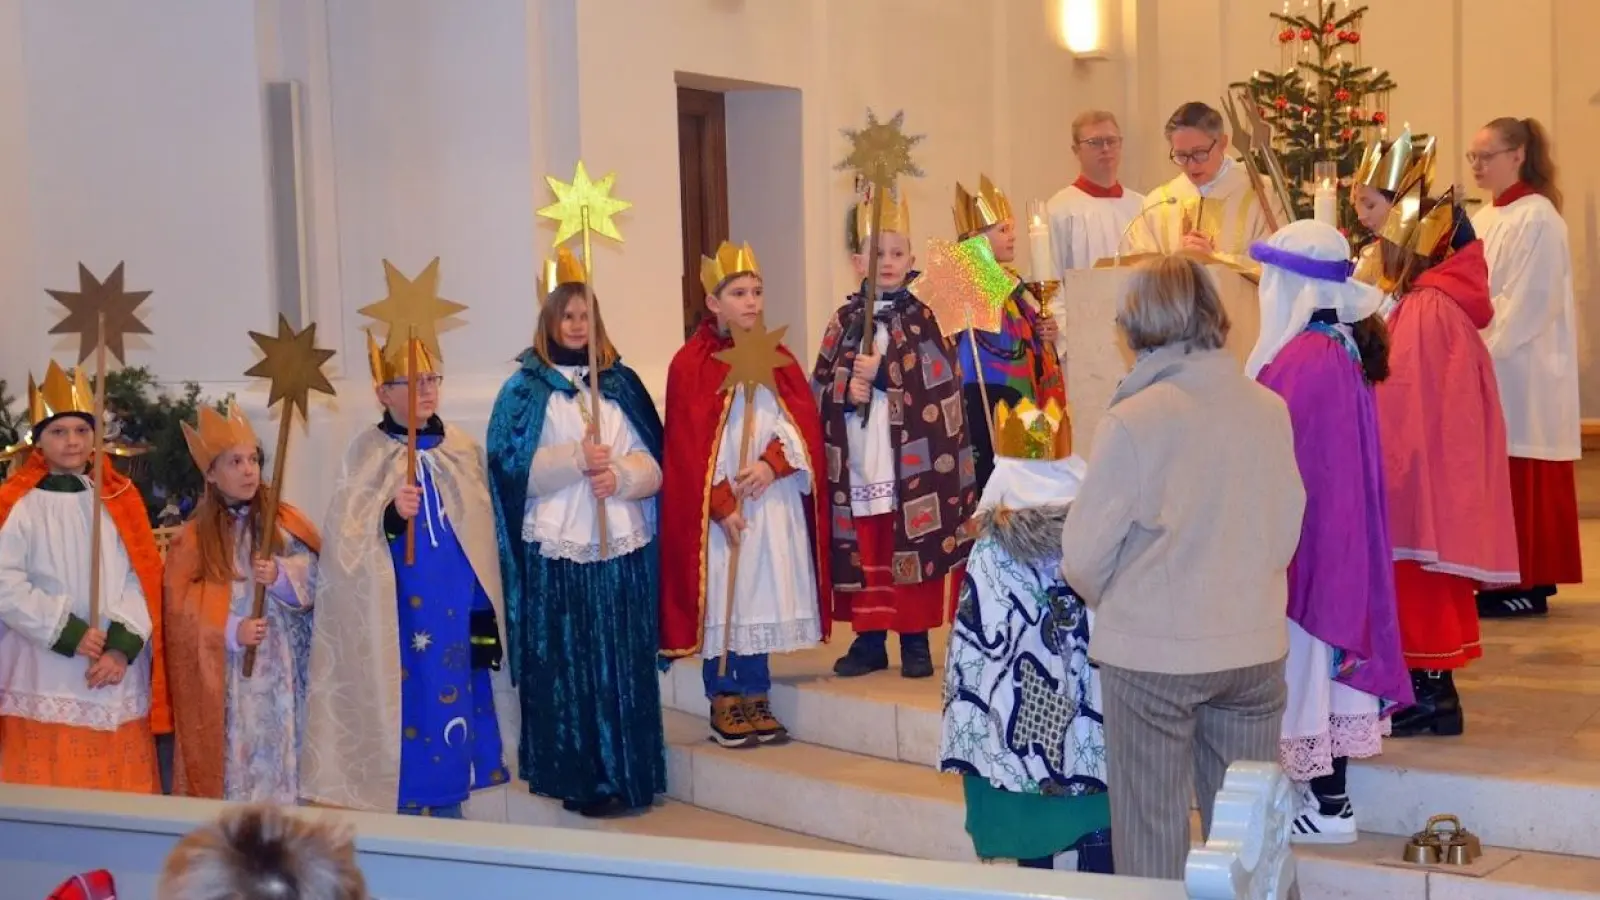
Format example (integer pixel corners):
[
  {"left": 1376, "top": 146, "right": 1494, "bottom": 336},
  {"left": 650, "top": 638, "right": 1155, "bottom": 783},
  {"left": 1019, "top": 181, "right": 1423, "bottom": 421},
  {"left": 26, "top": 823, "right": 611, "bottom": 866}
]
[{"left": 1228, "top": 1, "right": 1396, "bottom": 236}]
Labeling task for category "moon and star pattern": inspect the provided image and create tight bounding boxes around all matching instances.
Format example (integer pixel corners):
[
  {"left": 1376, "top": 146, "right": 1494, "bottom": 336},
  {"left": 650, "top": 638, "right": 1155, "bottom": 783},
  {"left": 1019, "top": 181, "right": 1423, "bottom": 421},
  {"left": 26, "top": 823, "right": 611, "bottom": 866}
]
[{"left": 390, "top": 425, "right": 509, "bottom": 814}]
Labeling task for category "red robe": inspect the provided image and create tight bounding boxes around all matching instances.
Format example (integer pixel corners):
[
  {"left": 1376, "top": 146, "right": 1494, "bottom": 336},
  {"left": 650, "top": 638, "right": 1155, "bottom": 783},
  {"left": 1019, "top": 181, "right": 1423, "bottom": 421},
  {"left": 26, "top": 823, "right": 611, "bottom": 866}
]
[{"left": 659, "top": 318, "right": 832, "bottom": 657}]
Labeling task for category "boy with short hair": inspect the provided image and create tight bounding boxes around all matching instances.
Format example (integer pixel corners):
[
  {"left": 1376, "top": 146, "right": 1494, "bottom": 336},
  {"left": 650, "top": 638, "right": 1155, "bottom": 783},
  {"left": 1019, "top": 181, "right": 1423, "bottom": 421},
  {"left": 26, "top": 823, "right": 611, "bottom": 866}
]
[{"left": 659, "top": 241, "right": 830, "bottom": 748}]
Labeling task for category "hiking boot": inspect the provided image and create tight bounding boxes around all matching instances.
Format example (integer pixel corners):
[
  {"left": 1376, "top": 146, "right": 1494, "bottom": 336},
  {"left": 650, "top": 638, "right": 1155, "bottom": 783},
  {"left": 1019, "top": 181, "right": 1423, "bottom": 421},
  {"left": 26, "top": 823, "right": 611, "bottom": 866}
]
[
  {"left": 832, "top": 634, "right": 889, "bottom": 677},
  {"left": 741, "top": 693, "right": 790, "bottom": 744},
  {"left": 900, "top": 632, "right": 934, "bottom": 679},
  {"left": 709, "top": 693, "right": 760, "bottom": 748}
]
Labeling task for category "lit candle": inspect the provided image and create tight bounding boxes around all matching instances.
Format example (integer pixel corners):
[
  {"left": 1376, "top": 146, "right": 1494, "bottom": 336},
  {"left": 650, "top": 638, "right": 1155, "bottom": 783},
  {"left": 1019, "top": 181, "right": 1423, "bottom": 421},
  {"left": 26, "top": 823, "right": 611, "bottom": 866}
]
[
  {"left": 1313, "top": 177, "right": 1337, "bottom": 226},
  {"left": 1028, "top": 212, "right": 1053, "bottom": 283}
]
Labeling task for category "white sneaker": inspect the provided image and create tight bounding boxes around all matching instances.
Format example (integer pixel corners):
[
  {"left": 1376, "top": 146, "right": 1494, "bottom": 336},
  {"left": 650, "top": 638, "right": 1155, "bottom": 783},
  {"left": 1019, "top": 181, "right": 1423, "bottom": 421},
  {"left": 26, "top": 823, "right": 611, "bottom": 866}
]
[{"left": 1289, "top": 800, "right": 1357, "bottom": 845}]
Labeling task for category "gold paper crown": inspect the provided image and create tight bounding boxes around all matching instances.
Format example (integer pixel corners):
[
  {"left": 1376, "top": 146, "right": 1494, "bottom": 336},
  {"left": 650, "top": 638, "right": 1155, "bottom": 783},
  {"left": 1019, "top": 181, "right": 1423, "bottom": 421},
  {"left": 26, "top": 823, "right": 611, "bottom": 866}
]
[
  {"left": 28, "top": 361, "right": 94, "bottom": 429},
  {"left": 699, "top": 241, "right": 762, "bottom": 295},
  {"left": 952, "top": 175, "right": 1013, "bottom": 240},
  {"left": 994, "top": 398, "right": 1073, "bottom": 461},
  {"left": 538, "top": 246, "right": 589, "bottom": 296},
  {"left": 853, "top": 193, "right": 912, "bottom": 247},
  {"left": 1380, "top": 182, "right": 1460, "bottom": 261},
  {"left": 1353, "top": 130, "right": 1437, "bottom": 196},
  {"left": 366, "top": 330, "right": 439, "bottom": 386},
  {"left": 182, "top": 401, "right": 259, "bottom": 472}
]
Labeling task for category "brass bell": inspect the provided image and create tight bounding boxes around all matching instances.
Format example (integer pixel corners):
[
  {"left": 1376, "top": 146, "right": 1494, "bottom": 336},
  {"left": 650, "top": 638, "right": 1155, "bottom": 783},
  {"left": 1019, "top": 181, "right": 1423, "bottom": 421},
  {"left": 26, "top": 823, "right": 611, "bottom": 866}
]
[
  {"left": 1402, "top": 831, "right": 1441, "bottom": 865},
  {"left": 1407, "top": 814, "right": 1480, "bottom": 866}
]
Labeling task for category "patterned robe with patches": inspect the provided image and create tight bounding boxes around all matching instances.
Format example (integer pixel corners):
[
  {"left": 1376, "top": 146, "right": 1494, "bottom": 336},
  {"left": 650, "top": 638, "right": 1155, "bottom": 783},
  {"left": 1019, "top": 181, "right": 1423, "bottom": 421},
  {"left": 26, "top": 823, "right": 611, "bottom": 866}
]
[{"left": 811, "top": 284, "right": 977, "bottom": 601}]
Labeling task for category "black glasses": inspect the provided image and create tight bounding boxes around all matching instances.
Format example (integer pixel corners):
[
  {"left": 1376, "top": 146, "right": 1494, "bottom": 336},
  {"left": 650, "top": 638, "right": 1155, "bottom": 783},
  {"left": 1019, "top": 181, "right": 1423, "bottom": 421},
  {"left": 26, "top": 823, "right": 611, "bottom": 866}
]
[
  {"left": 1077, "top": 137, "right": 1123, "bottom": 150},
  {"left": 1170, "top": 140, "right": 1218, "bottom": 166}
]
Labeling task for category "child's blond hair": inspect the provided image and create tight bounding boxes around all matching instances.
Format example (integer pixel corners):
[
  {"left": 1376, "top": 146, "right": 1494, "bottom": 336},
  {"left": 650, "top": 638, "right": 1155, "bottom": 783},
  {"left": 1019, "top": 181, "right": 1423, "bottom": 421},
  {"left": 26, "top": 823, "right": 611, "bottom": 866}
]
[{"left": 157, "top": 805, "right": 368, "bottom": 900}]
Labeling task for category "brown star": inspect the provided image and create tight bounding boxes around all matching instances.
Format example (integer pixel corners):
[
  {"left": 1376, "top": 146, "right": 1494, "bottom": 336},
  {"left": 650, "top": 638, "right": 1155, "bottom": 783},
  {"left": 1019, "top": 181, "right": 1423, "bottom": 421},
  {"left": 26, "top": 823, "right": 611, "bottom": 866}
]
[
  {"left": 355, "top": 258, "right": 468, "bottom": 366},
  {"left": 244, "top": 315, "right": 338, "bottom": 419},
  {"left": 46, "top": 262, "right": 153, "bottom": 364},
  {"left": 835, "top": 109, "right": 924, "bottom": 189},
  {"left": 714, "top": 319, "right": 790, "bottom": 396}
]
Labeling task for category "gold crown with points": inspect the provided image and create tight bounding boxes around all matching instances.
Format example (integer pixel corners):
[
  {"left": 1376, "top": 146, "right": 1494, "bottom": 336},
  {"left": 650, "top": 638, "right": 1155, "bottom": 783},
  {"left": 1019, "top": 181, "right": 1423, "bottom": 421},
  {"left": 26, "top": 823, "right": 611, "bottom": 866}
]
[
  {"left": 182, "top": 401, "right": 259, "bottom": 472},
  {"left": 28, "top": 361, "right": 94, "bottom": 429},
  {"left": 366, "top": 330, "right": 439, "bottom": 386},
  {"left": 699, "top": 241, "right": 762, "bottom": 295},
  {"left": 1353, "top": 129, "right": 1437, "bottom": 196},
  {"left": 1380, "top": 182, "right": 1461, "bottom": 261},
  {"left": 953, "top": 174, "right": 1013, "bottom": 240},
  {"left": 853, "top": 192, "right": 912, "bottom": 247},
  {"left": 994, "top": 398, "right": 1073, "bottom": 461},
  {"left": 538, "top": 245, "right": 589, "bottom": 296}
]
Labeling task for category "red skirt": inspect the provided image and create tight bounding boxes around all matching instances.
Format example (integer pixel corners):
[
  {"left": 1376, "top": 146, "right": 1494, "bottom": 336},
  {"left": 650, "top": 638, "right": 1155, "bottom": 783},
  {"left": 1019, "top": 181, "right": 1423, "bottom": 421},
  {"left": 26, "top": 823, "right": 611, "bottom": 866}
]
[
  {"left": 1394, "top": 561, "right": 1481, "bottom": 670},
  {"left": 838, "top": 513, "right": 954, "bottom": 634},
  {"left": 1507, "top": 457, "right": 1583, "bottom": 587}
]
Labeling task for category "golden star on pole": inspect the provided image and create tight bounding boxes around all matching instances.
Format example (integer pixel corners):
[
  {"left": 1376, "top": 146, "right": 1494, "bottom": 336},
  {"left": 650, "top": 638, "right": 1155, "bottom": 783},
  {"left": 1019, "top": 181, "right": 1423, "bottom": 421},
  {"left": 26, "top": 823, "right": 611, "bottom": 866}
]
[
  {"left": 46, "top": 262, "right": 153, "bottom": 364},
  {"left": 538, "top": 161, "right": 632, "bottom": 246},
  {"left": 713, "top": 319, "right": 790, "bottom": 396},
  {"left": 835, "top": 109, "right": 925, "bottom": 189},
  {"left": 356, "top": 258, "right": 468, "bottom": 366},
  {"left": 243, "top": 315, "right": 338, "bottom": 419},
  {"left": 909, "top": 237, "right": 1013, "bottom": 338}
]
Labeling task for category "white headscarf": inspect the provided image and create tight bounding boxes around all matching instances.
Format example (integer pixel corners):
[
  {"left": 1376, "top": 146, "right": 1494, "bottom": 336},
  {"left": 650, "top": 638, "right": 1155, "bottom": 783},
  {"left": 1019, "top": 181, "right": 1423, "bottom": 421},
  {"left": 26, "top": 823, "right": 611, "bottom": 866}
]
[
  {"left": 977, "top": 455, "right": 1089, "bottom": 513},
  {"left": 1244, "top": 219, "right": 1385, "bottom": 378}
]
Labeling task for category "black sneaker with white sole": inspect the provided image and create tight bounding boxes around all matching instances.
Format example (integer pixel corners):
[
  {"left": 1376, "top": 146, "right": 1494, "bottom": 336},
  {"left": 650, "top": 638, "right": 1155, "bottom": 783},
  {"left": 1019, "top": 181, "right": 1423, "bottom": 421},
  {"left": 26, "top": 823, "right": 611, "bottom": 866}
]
[{"left": 1476, "top": 590, "right": 1548, "bottom": 619}]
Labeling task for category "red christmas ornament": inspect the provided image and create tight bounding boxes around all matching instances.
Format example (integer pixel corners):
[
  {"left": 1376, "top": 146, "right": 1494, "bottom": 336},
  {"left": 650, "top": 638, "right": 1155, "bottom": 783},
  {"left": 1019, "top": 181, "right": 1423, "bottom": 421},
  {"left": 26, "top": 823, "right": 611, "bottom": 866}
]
[
  {"left": 1339, "top": 127, "right": 1355, "bottom": 141},
  {"left": 1279, "top": 27, "right": 1296, "bottom": 43},
  {"left": 1273, "top": 95, "right": 1289, "bottom": 110},
  {"left": 1372, "top": 111, "right": 1388, "bottom": 124},
  {"left": 1299, "top": 27, "right": 1314, "bottom": 40},
  {"left": 1345, "top": 31, "right": 1361, "bottom": 44},
  {"left": 1324, "top": 21, "right": 1337, "bottom": 34},
  {"left": 1335, "top": 88, "right": 1351, "bottom": 102}
]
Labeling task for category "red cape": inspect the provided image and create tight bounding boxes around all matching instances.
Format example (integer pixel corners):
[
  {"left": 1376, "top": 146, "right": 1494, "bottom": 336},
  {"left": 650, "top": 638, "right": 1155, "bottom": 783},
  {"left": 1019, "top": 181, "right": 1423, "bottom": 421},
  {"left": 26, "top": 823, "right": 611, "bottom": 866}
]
[{"left": 659, "top": 318, "right": 832, "bottom": 657}]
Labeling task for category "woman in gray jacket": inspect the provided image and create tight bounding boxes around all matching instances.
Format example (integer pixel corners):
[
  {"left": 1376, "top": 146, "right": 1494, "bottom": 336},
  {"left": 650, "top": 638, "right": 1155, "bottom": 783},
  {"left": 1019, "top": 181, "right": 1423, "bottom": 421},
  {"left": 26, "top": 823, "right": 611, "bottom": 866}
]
[{"left": 1059, "top": 255, "right": 1306, "bottom": 881}]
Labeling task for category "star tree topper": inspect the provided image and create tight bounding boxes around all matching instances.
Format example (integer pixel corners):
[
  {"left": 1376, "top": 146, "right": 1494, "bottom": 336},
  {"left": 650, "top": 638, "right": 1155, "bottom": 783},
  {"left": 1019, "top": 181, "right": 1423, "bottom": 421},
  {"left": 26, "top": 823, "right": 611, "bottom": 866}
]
[
  {"left": 909, "top": 237, "right": 1014, "bottom": 338},
  {"left": 835, "top": 109, "right": 924, "bottom": 189},
  {"left": 243, "top": 315, "right": 338, "bottom": 418},
  {"left": 538, "top": 161, "right": 632, "bottom": 246},
  {"left": 714, "top": 319, "right": 790, "bottom": 397},
  {"left": 356, "top": 258, "right": 468, "bottom": 365},
  {"left": 46, "top": 262, "right": 153, "bottom": 363}
]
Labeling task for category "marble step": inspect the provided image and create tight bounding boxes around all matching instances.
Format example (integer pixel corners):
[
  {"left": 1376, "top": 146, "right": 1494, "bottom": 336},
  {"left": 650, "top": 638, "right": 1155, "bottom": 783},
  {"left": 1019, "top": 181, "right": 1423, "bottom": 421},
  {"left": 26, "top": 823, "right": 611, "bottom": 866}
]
[
  {"left": 657, "top": 708, "right": 1600, "bottom": 900},
  {"left": 659, "top": 647, "right": 1600, "bottom": 859}
]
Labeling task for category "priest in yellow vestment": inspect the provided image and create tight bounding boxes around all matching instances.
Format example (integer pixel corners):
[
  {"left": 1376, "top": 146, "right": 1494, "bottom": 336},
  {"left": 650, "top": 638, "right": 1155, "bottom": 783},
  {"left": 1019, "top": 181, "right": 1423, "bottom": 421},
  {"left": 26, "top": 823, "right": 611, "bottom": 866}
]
[{"left": 1129, "top": 102, "right": 1284, "bottom": 261}]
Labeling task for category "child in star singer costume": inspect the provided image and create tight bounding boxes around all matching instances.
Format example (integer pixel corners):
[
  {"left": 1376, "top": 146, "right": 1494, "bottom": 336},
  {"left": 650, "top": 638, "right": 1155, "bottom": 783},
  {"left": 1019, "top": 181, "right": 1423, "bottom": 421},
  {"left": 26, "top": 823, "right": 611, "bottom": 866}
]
[
  {"left": 164, "top": 402, "right": 320, "bottom": 802},
  {"left": 659, "top": 241, "right": 830, "bottom": 748},
  {"left": 487, "top": 247, "right": 667, "bottom": 817},
  {"left": 0, "top": 361, "right": 168, "bottom": 791},
  {"left": 813, "top": 190, "right": 975, "bottom": 679},
  {"left": 951, "top": 175, "right": 1065, "bottom": 490},
  {"left": 939, "top": 399, "right": 1113, "bottom": 873},
  {"left": 301, "top": 331, "right": 514, "bottom": 816}
]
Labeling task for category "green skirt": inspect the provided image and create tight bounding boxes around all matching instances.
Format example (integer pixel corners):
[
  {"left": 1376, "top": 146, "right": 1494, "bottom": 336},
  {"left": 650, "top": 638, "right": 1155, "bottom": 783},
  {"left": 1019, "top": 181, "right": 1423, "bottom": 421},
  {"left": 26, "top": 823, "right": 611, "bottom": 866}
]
[{"left": 962, "top": 776, "right": 1111, "bottom": 861}]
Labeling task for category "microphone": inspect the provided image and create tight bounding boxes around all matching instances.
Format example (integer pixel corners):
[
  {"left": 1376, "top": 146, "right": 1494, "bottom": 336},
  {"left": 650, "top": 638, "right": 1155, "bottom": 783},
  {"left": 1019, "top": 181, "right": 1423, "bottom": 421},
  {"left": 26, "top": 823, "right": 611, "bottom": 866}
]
[{"left": 1114, "top": 196, "right": 1180, "bottom": 265}]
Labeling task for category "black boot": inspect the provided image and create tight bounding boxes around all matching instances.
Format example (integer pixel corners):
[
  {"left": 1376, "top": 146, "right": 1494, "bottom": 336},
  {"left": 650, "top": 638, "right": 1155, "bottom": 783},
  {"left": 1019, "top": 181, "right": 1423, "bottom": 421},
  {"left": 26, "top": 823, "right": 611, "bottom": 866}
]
[
  {"left": 832, "top": 631, "right": 889, "bottom": 677},
  {"left": 1477, "top": 588, "right": 1547, "bottom": 619},
  {"left": 1390, "top": 669, "right": 1464, "bottom": 737},
  {"left": 899, "top": 631, "right": 934, "bottom": 679}
]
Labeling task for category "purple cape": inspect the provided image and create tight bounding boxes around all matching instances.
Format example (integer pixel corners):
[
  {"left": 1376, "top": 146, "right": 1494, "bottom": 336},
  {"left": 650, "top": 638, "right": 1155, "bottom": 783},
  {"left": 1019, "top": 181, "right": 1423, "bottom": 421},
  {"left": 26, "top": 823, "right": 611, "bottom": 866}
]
[{"left": 1258, "top": 329, "right": 1414, "bottom": 710}]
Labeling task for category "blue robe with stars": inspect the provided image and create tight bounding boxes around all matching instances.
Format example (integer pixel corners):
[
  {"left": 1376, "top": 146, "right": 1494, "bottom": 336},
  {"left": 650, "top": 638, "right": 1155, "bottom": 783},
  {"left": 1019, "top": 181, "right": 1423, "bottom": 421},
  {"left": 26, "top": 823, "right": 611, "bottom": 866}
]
[{"left": 383, "top": 418, "right": 509, "bottom": 811}]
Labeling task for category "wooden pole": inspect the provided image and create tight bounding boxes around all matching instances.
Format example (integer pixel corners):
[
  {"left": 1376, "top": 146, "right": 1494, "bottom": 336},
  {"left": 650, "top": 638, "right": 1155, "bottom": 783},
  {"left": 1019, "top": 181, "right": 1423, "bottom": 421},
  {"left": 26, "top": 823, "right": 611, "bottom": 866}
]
[
  {"left": 717, "top": 383, "right": 758, "bottom": 678},
  {"left": 242, "top": 402, "right": 293, "bottom": 677},
  {"left": 855, "top": 187, "right": 888, "bottom": 427},
  {"left": 87, "top": 311, "right": 108, "bottom": 630},
  {"left": 581, "top": 207, "right": 610, "bottom": 558},
  {"left": 405, "top": 326, "right": 418, "bottom": 566},
  {"left": 964, "top": 314, "right": 996, "bottom": 445}
]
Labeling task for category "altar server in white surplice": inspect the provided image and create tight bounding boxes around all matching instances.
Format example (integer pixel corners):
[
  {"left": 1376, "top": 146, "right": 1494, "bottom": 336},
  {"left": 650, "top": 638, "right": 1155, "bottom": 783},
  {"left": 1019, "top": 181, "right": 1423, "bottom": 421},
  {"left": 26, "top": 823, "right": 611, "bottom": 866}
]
[
  {"left": 1047, "top": 110, "right": 1146, "bottom": 272},
  {"left": 1129, "top": 102, "right": 1285, "bottom": 261},
  {"left": 1469, "top": 116, "right": 1583, "bottom": 619}
]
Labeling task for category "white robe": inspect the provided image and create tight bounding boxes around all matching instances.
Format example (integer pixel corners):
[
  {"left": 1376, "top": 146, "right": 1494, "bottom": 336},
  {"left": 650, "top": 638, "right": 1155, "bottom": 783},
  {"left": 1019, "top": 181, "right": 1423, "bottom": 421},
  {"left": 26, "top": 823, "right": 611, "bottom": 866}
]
[
  {"left": 1473, "top": 193, "right": 1580, "bottom": 461},
  {"left": 702, "top": 384, "right": 822, "bottom": 658},
  {"left": 844, "top": 315, "right": 896, "bottom": 517},
  {"left": 1046, "top": 183, "right": 1148, "bottom": 272},
  {"left": 1129, "top": 158, "right": 1281, "bottom": 259},
  {"left": 0, "top": 485, "right": 152, "bottom": 731},
  {"left": 523, "top": 365, "right": 661, "bottom": 561}
]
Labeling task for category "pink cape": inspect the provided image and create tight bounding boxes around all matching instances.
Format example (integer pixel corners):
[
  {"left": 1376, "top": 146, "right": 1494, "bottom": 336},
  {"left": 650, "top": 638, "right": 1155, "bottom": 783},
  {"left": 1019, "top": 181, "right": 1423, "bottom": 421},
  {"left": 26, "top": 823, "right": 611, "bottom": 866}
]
[{"left": 1376, "top": 241, "right": 1520, "bottom": 585}]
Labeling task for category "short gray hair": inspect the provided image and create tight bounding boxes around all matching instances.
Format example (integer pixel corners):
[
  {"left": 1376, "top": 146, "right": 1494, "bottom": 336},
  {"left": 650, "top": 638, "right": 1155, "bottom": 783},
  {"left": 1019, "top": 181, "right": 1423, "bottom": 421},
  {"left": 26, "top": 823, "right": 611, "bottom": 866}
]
[
  {"left": 1164, "top": 102, "right": 1224, "bottom": 139},
  {"left": 158, "top": 805, "right": 369, "bottom": 900},
  {"left": 1117, "top": 255, "right": 1230, "bottom": 352}
]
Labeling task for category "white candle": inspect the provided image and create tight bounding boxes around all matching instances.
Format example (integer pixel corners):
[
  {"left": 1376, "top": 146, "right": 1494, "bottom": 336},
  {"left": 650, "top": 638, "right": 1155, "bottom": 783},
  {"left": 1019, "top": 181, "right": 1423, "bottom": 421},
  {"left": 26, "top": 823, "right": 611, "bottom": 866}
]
[
  {"left": 1028, "top": 215, "right": 1053, "bottom": 282},
  {"left": 1313, "top": 178, "right": 1338, "bottom": 226}
]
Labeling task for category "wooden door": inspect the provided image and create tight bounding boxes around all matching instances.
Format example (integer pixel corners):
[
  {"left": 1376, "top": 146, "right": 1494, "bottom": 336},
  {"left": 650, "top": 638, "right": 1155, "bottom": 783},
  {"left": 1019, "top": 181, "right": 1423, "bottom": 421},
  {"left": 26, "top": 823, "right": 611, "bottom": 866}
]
[{"left": 677, "top": 87, "right": 729, "bottom": 339}]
